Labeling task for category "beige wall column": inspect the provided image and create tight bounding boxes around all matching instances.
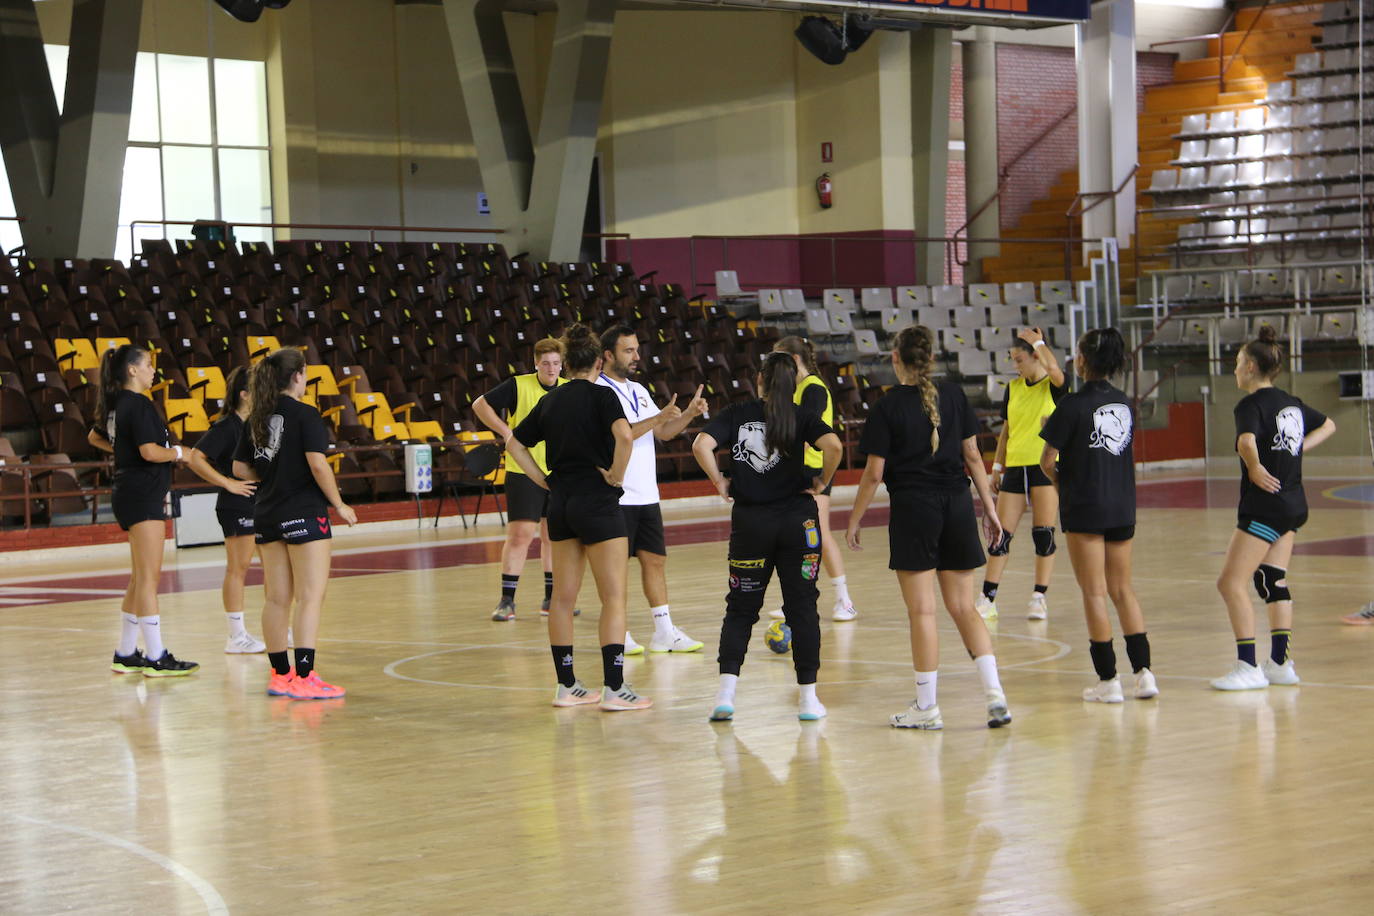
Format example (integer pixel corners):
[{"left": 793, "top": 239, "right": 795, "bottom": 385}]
[
  {"left": 910, "top": 26, "right": 951, "bottom": 286},
  {"left": 962, "top": 27, "right": 999, "bottom": 282}
]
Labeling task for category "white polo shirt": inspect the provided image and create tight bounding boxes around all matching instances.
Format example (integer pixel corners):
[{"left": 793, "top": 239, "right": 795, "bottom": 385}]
[{"left": 596, "top": 373, "right": 661, "bottom": 506}]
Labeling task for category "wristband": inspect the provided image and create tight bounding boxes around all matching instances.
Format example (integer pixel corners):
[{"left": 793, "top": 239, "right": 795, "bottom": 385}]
[
  {"left": 991, "top": 462, "right": 1003, "bottom": 473},
  {"left": 1033, "top": 339, "right": 1046, "bottom": 349},
  {"left": 173, "top": 445, "right": 183, "bottom": 461}
]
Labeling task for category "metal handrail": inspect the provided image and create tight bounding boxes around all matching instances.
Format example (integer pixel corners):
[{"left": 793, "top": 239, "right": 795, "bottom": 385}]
[
  {"left": 1062, "top": 163, "right": 1140, "bottom": 280},
  {"left": 128, "top": 218, "right": 503, "bottom": 259}
]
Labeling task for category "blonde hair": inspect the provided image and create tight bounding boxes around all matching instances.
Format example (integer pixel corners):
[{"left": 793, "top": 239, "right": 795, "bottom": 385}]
[
  {"left": 534, "top": 337, "right": 564, "bottom": 358},
  {"left": 894, "top": 325, "right": 941, "bottom": 452}
]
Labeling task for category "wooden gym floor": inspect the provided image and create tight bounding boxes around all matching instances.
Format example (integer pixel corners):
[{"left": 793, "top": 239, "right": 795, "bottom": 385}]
[{"left": 1, "top": 459, "right": 1372, "bottom": 915}]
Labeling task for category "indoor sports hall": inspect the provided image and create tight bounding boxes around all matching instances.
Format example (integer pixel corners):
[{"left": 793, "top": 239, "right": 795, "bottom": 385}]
[{"left": 1, "top": 0, "right": 1373, "bottom": 913}]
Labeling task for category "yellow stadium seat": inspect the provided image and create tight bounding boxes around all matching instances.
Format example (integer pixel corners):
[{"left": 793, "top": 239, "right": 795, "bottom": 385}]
[
  {"left": 96, "top": 337, "right": 131, "bottom": 357},
  {"left": 306, "top": 364, "right": 340, "bottom": 397},
  {"left": 407, "top": 420, "right": 444, "bottom": 442},
  {"left": 54, "top": 338, "right": 100, "bottom": 371},
  {"left": 246, "top": 335, "right": 282, "bottom": 363},
  {"left": 185, "top": 366, "right": 226, "bottom": 403},
  {"left": 457, "top": 429, "right": 504, "bottom": 484},
  {"left": 374, "top": 421, "right": 409, "bottom": 442},
  {"left": 164, "top": 398, "right": 210, "bottom": 437}
]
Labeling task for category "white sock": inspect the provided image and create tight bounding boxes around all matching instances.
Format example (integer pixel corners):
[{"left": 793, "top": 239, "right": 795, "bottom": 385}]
[
  {"left": 915, "top": 670, "right": 938, "bottom": 709},
  {"left": 651, "top": 604, "right": 673, "bottom": 637},
  {"left": 716, "top": 673, "right": 739, "bottom": 705},
  {"left": 799, "top": 683, "right": 817, "bottom": 704},
  {"left": 832, "top": 575, "right": 850, "bottom": 604},
  {"left": 139, "top": 615, "right": 165, "bottom": 660},
  {"left": 225, "top": 612, "right": 247, "bottom": 637},
  {"left": 118, "top": 613, "right": 140, "bottom": 656},
  {"left": 974, "top": 654, "right": 1003, "bottom": 693}
]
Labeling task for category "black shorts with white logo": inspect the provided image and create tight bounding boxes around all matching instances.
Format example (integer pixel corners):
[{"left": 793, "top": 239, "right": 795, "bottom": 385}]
[
  {"left": 505, "top": 471, "right": 549, "bottom": 522},
  {"left": 888, "top": 486, "right": 986, "bottom": 572},
  {"left": 622, "top": 503, "right": 667, "bottom": 556},
  {"left": 999, "top": 464, "right": 1052, "bottom": 494},
  {"left": 216, "top": 508, "right": 256, "bottom": 539},
  {"left": 547, "top": 484, "right": 627, "bottom": 546},
  {"left": 255, "top": 513, "right": 333, "bottom": 545}
]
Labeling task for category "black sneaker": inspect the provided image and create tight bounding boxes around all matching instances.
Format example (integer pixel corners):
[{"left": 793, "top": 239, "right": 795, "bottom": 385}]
[
  {"left": 111, "top": 649, "right": 148, "bottom": 673},
  {"left": 142, "top": 651, "right": 199, "bottom": 678},
  {"left": 492, "top": 597, "right": 516, "bottom": 621}
]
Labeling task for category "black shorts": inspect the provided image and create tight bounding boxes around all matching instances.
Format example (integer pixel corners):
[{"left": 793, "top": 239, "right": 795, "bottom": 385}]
[
  {"left": 1064, "top": 524, "right": 1135, "bottom": 542},
  {"left": 622, "top": 503, "right": 667, "bottom": 556},
  {"left": 505, "top": 471, "right": 549, "bottom": 522},
  {"left": 216, "top": 507, "right": 255, "bottom": 539},
  {"left": 255, "top": 513, "right": 333, "bottom": 545},
  {"left": 999, "top": 464, "right": 1052, "bottom": 494},
  {"left": 547, "top": 485, "right": 627, "bottom": 545},
  {"left": 888, "top": 486, "right": 986, "bottom": 572},
  {"left": 112, "top": 492, "right": 166, "bottom": 531},
  {"left": 1237, "top": 513, "right": 1307, "bottom": 544},
  {"left": 803, "top": 468, "right": 833, "bottom": 498}
]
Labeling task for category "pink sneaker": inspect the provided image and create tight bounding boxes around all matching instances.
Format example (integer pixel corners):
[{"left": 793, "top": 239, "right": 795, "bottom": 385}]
[
  {"left": 287, "top": 671, "right": 346, "bottom": 700},
  {"left": 267, "top": 669, "right": 295, "bottom": 696}
]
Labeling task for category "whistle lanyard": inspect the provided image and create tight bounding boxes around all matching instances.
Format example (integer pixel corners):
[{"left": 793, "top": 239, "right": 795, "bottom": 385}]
[{"left": 599, "top": 374, "right": 639, "bottom": 418}]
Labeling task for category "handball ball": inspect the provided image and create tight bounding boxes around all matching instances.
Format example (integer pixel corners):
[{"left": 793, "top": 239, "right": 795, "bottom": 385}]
[{"left": 765, "top": 619, "right": 792, "bottom": 654}]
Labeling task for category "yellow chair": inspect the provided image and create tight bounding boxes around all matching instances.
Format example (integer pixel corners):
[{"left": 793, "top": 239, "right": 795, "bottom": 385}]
[
  {"left": 246, "top": 335, "right": 282, "bottom": 364},
  {"left": 352, "top": 392, "right": 396, "bottom": 436},
  {"left": 407, "top": 420, "right": 445, "bottom": 442},
  {"left": 306, "top": 365, "right": 340, "bottom": 398},
  {"left": 457, "top": 429, "right": 504, "bottom": 485},
  {"left": 186, "top": 366, "right": 227, "bottom": 404},
  {"left": 164, "top": 398, "right": 210, "bottom": 438},
  {"left": 96, "top": 337, "right": 131, "bottom": 358},
  {"left": 54, "top": 338, "right": 100, "bottom": 371},
  {"left": 374, "top": 421, "right": 409, "bottom": 442}
]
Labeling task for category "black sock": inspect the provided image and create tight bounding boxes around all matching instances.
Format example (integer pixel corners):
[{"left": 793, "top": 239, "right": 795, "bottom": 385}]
[
  {"left": 294, "top": 648, "right": 316, "bottom": 679},
  {"left": 269, "top": 651, "right": 291, "bottom": 676},
  {"left": 1270, "top": 629, "right": 1291, "bottom": 665},
  {"left": 982, "top": 580, "right": 999, "bottom": 601},
  {"left": 551, "top": 645, "right": 575, "bottom": 687},
  {"left": 1034, "top": 584, "right": 1048, "bottom": 595},
  {"left": 501, "top": 574, "right": 519, "bottom": 602},
  {"left": 1237, "top": 638, "right": 1257, "bottom": 667},
  {"left": 544, "top": 571, "right": 553, "bottom": 602},
  {"left": 1124, "top": 632, "right": 1151, "bottom": 673},
  {"left": 602, "top": 643, "right": 626, "bottom": 691},
  {"left": 1089, "top": 639, "right": 1117, "bottom": 681}
]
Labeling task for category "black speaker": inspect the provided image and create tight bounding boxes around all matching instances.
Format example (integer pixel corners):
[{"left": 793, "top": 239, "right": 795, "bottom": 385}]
[
  {"left": 213, "top": 0, "right": 263, "bottom": 21},
  {"left": 795, "top": 16, "right": 848, "bottom": 66}
]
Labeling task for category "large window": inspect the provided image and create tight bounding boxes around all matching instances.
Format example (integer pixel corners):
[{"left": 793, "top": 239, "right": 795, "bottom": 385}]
[{"left": 0, "top": 49, "right": 272, "bottom": 261}]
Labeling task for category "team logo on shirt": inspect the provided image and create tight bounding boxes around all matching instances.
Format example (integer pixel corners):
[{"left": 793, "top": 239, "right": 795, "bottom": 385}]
[
  {"left": 803, "top": 519, "right": 820, "bottom": 549},
  {"left": 105, "top": 415, "right": 117, "bottom": 444},
  {"left": 1088, "top": 404, "right": 1133, "bottom": 456},
  {"left": 732, "top": 422, "right": 780, "bottom": 473},
  {"left": 254, "top": 414, "right": 285, "bottom": 461},
  {"left": 1272, "top": 407, "right": 1305, "bottom": 456}
]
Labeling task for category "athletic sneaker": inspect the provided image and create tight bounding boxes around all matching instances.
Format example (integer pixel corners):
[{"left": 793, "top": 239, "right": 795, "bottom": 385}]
[
  {"left": 709, "top": 701, "right": 735, "bottom": 722},
  {"left": 492, "top": 597, "right": 516, "bottom": 621},
  {"left": 1341, "top": 602, "right": 1374, "bottom": 625},
  {"left": 975, "top": 594, "right": 998, "bottom": 620},
  {"left": 111, "top": 649, "right": 148, "bottom": 673},
  {"left": 287, "top": 671, "right": 345, "bottom": 699},
  {"left": 225, "top": 632, "right": 266, "bottom": 654},
  {"left": 1210, "top": 660, "right": 1269, "bottom": 691},
  {"left": 1083, "top": 677, "right": 1125, "bottom": 703},
  {"left": 832, "top": 599, "right": 857, "bottom": 622},
  {"left": 1134, "top": 668, "right": 1160, "bottom": 699},
  {"left": 600, "top": 684, "right": 653, "bottom": 711},
  {"left": 624, "top": 631, "right": 645, "bottom": 656},
  {"left": 650, "top": 627, "right": 704, "bottom": 653},
  {"left": 1027, "top": 593, "right": 1049, "bottom": 620},
  {"left": 539, "top": 601, "right": 580, "bottom": 617},
  {"left": 891, "top": 703, "right": 943, "bottom": 729},
  {"left": 1262, "top": 658, "right": 1301, "bottom": 686},
  {"left": 266, "top": 670, "right": 295, "bottom": 696},
  {"left": 142, "top": 651, "right": 198, "bottom": 677},
  {"left": 986, "top": 689, "right": 1012, "bottom": 727},
  {"left": 768, "top": 608, "right": 786, "bottom": 620},
  {"left": 552, "top": 680, "right": 601, "bottom": 707},
  {"left": 799, "top": 698, "right": 827, "bottom": 721}
]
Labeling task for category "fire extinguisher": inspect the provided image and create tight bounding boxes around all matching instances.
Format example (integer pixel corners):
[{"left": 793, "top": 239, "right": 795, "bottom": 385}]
[{"left": 816, "top": 172, "right": 833, "bottom": 210}]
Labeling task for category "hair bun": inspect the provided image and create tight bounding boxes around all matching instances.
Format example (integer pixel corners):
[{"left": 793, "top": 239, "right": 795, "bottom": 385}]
[
  {"left": 1256, "top": 324, "right": 1279, "bottom": 344},
  {"left": 563, "top": 323, "right": 594, "bottom": 344}
]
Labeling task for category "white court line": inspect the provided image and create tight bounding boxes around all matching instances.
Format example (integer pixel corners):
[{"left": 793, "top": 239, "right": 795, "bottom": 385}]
[
  {"left": 10, "top": 813, "right": 228, "bottom": 915},
  {"left": 0, "top": 586, "right": 128, "bottom": 596}
]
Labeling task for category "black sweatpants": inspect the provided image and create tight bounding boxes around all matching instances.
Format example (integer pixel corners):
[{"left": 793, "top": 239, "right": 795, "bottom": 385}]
[{"left": 717, "top": 496, "right": 822, "bottom": 684}]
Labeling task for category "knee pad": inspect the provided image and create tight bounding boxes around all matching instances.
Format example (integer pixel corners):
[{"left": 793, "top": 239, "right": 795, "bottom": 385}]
[
  {"left": 988, "top": 531, "right": 1013, "bottom": 557},
  {"left": 1032, "top": 526, "right": 1057, "bottom": 557},
  {"left": 1253, "top": 563, "right": 1290, "bottom": 603}
]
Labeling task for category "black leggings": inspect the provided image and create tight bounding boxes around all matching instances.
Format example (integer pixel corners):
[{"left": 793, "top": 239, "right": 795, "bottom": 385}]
[{"left": 717, "top": 497, "right": 822, "bottom": 684}]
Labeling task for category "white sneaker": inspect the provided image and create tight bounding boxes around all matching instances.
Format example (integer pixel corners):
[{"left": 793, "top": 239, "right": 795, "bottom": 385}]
[
  {"left": 1341, "top": 602, "right": 1374, "bottom": 625},
  {"left": 600, "top": 684, "right": 653, "bottom": 711},
  {"left": 799, "top": 697, "right": 827, "bottom": 721},
  {"left": 1027, "top": 593, "right": 1048, "bottom": 620},
  {"left": 224, "top": 632, "right": 265, "bottom": 654},
  {"left": 649, "top": 627, "right": 704, "bottom": 653},
  {"left": 975, "top": 594, "right": 998, "bottom": 620},
  {"left": 891, "top": 703, "right": 943, "bottom": 729},
  {"left": 552, "top": 680, "right": 601, "bottom": 707},
  {"left": 1134, "top": 668, "right": 1160, "bottom": 699},
  {"left": 710, "top": 698, "right": 735, "bottom": 721},
  {"left": 768, "top": 608, "right": 786, "bottom": 620},
  {"left": 624, "top": 632, "right": 644, "bottom": 656},
  {"left": 1210, "top": 660, "right": 1269, "bottom": 691},
  {"left": 832, "top": 599, "right": 857, "bottom": 622},
  {"left": 1262, "top": 658, "right": 1300, "bottom": 686},
  {"left": 986, "top": 689, "right": 1012, "bottom": 728},
  {"left": 1083, "top": 677, "right": 1125, "bottom": 703}
]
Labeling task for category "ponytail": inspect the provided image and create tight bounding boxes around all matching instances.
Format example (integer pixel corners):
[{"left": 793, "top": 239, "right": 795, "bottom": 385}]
[
  {"left": 774, "top": 335, "right": 819, "bottom": 377},
  {"left": 248, "top": 348, "right": 306, "bottom": 445},
  {"left": 224, "top": 365, "right": 250, "bottom": 413},
  {"left": 95, "top": 343, "right": 149, "bottom": 427},
  {"left": 1077, "top": 328, "right": 1126, "bottom": 379},
  {"left": 760, "top": 351, "right": 798, "bottom": 458},
  {"left": 1242, "top": 323, "right": 1284, "bottom": 379},
  {"left": 894, "top": 325, "right": 941, "bottom": 452}
]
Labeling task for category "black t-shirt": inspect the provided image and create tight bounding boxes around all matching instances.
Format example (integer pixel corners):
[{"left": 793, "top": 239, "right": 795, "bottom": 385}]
[
  {"left": 800, "top": 384, "right": 829, "bottom": 418},
  {"left": 234, "top": 396, "right": 331, "bottom": 520},
  {"left": 859, "top": 381, "right": 978, "bottom": 492},
  {"left": 1039, "top": 380, "right": 1136, "bottom": 530},
  {"left": 702, "top": 400, "right": 833, "bottom": 505},
  {"left": 103, "top": 390, "right": 171, "bottom": 500},
  {"left": 196, "top": 413, "right": 255, "bottom": 516},
  {"left": 484, "top": 376, "right": 556, "bottom": 416},
  {"left": 1233, "top": 386, "right": 1327, "bottom": 518},
  {"left": 513, "top": 378, "right": 625, "bottom": 493}
]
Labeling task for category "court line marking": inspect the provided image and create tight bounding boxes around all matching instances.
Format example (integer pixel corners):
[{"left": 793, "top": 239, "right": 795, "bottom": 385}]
[{"left": 10, "top": 812, "right": 229, "bottom": 915}]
